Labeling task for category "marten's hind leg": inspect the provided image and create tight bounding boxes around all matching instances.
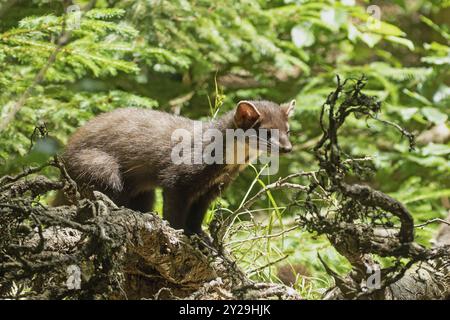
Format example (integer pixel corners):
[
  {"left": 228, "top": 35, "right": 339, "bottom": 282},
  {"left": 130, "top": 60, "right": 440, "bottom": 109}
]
[
  {"left": 64, "top": 148, "right": 123, "bottom": 193},
  {"left": 57, "top": 148, "right": 123, "bottom": 206}
]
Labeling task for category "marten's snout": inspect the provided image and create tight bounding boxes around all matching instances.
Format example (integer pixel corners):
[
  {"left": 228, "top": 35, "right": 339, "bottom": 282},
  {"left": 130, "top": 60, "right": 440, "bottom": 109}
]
[
  {"left": 279, "top": 141, "right": 292, "bottom": 153},
  {"left": 278, "top": 134, "right": 292, "bottom": 153},
  {"left": 280, "top": 145, "right": 292, "bottom": 153}
]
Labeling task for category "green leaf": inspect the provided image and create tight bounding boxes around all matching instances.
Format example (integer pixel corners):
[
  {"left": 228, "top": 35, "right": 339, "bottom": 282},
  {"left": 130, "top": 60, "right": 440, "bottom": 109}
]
[
  {"left": 360, "top": 33, "right": 382, "bottom": 48},
  {"left": 403, "top": 89, "right": 432, "bottom": 105},
  {"left": 421, "top": 107, "right": 448, "bottom": 124},
  {"left": 403, "top": 189, "right": 450, "bottom": 204},
  {"left": 397, "top": 107, "right": 418, "bottom": 121},
  {"left": 372, "top": 22, "right": 406, "bottom": 37},
  {"left": 320, "top": 8, "right": 347, "bottom": 32},
  {"left": 85, "top": 8, "right": 126, "bottom": 20},
  {"left": 386, "top": 36, "right": 414, "bottom": 51},
  {"left": 421, "top": 143, "right": 450, "bottom": 156},
  {"left": 291, "top": 25, "right": 315, "bottom": 48}
]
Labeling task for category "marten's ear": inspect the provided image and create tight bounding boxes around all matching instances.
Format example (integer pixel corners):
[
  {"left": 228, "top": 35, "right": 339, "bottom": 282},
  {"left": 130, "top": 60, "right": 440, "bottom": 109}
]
[
  {"left": 234, "top": 101, "right": 261, "bottom": 129},
  {"left": 283, "top": 99, "right": 296, "bottom": 118}
]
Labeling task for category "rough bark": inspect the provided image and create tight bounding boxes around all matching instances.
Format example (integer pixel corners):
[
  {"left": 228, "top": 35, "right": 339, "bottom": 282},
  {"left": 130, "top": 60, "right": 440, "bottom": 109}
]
[{"left": 0, "top": 165, "right": 299, "bottom": 300}]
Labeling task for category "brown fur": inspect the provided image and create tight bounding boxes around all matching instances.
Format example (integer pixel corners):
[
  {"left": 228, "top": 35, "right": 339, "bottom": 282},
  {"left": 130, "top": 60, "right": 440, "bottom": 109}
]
[
  {"left": 60, "top": 100, "right": 294, "bottom": 235},
  {"left": 277, "top": 263, "right": 311, "bottom": 286}
]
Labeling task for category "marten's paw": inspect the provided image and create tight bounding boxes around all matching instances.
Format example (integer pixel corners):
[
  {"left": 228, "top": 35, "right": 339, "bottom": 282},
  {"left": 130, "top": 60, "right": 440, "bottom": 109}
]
[{"left": 187, "top": 230, "right": 214, "bottom": 247}]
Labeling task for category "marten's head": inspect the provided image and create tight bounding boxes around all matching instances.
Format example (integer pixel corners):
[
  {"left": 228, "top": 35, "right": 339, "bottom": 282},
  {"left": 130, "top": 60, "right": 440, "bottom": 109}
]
[{"left": 233, "top": 100, "right": 296, "bottom": 154}]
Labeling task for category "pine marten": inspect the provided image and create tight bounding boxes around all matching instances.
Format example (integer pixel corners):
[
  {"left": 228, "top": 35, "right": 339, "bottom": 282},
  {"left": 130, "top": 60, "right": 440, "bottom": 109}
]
[{"left": 61, "top": 100, "right": 295, "bottom": 236}]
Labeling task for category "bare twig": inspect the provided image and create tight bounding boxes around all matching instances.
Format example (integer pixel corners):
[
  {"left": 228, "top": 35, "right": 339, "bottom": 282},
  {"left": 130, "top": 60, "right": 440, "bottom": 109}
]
[{"left": 415, "top": 218, "right": 450, "bottom": 228}]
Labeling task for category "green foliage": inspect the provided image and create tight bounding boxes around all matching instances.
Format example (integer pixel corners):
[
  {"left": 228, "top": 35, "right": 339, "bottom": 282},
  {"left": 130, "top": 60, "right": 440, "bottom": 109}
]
[{"left": 0, "top": 0, "right": 448, "bottom": 298}]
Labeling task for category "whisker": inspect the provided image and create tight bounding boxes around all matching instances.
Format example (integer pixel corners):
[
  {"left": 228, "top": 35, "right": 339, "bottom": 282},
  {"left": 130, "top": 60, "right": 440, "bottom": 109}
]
[{"left": 247, "top": 134, "right": 281, "bottom": 149}]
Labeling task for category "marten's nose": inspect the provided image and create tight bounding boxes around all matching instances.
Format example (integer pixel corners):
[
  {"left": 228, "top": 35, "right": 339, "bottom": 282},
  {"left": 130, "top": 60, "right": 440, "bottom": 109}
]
[{"left": 280, "top": 145, "right": 292, "bottom": 153}]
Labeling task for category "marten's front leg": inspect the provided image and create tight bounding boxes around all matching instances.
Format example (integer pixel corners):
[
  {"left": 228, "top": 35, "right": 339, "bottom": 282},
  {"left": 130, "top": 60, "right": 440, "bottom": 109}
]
[
  {"left": 162, "top": 188, "right": 191, "bottom": 231},
  {"left": 185, "top": 187, "right": 221, "bottom": 236}
]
